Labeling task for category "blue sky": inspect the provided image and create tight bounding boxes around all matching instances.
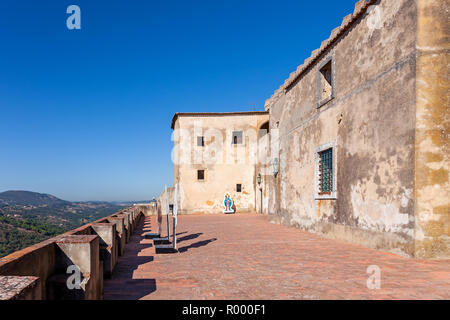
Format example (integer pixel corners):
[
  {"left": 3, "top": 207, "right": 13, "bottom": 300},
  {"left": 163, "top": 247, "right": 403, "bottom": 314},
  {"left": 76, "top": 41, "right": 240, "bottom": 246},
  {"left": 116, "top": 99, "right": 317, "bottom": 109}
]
[{"left": 0, "top": 0, "right": 357, "bottom": 201}]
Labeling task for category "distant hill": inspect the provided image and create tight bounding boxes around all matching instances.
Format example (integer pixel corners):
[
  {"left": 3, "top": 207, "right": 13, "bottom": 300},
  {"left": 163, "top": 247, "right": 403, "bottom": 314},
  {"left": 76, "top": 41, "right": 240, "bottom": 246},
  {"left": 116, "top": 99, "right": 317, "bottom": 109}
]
[
  {"left": 0, "top": 190, "right": 69, "bottom": 206},
  {"left": 0, "top": 190, "right": 128, "bottom": 258},
  {"left": 110, "top": 200, "right": 153, "bottom": 206}
]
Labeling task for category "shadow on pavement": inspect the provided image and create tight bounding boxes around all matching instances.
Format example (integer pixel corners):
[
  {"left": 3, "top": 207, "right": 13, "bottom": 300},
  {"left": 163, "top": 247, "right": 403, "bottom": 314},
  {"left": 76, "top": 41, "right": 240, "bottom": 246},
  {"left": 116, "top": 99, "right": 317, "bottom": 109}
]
[{"left": 178, "top": 238, "right": 217, "bottom": 253}]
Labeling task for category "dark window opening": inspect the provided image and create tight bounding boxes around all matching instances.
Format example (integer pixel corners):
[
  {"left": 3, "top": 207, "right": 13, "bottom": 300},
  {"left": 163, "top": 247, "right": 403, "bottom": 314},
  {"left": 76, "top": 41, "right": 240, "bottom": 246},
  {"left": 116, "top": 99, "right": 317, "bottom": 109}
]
[
  {"left": 258, "top": 121, "right": 270, "bottom": 138},
  {"left": 197, "top": 136, "right": 204, "bottom": 147},
  {"left": 319, "top": 60, "right": 333, "bottom": 103},
  {"left": 169, "top": 204, "right": 174, "bottom": 213},
  {"left": 232, "top": 131, "right": 243, "bottom": 144},
  {"left": 197, "top": 170, "right": 205, "bottom": 181},
  {"left": 318, "top": 148, "right": 333, "bottom": 194},
  {"left": 236, "top": 184, "right": 242, "bottom": 192}
]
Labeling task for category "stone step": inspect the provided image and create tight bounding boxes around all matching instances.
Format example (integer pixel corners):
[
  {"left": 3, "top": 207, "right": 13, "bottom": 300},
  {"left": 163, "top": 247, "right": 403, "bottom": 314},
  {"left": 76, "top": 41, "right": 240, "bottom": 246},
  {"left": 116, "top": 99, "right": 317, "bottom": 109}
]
[
  {"left": 155, "top": 244, "right": 177, "bottom": 254},
  {"left": 144, "top": 232, "right": 160, "bottom": 239},
  {"left": 153, "top": 237, "right": 170, "bottom": 245}
]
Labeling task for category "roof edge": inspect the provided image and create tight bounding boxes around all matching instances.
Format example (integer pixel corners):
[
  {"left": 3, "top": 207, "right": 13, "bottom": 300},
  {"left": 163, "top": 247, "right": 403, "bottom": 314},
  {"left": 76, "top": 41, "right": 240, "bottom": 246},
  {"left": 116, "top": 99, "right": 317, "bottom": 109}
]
[
  {"left": 264, "top": 0, "right": 376, "bottom": 109},
  {"left": 171, "top": 111, "right": 269, "bottom": 129}
]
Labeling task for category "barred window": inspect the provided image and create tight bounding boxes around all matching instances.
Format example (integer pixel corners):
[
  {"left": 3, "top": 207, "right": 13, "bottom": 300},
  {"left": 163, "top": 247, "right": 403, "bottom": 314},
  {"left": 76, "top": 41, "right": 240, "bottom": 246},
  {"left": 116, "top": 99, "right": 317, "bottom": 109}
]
[
  {"left": 315, "top": 142, "right": 336, "bottom": 199},
  {"left": 318, "top": 148, "right": 333, "bottom": 194}
]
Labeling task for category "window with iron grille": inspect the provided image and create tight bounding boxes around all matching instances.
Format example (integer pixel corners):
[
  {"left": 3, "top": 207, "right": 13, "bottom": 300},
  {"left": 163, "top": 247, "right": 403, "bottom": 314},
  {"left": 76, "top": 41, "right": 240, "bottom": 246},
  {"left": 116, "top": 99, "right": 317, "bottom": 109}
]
[
  {"left": 315, "top": 141, "right": 337, "bottom": 199},
  {"left": 319, "top": 148, "right": 333, "bottom": 193}
]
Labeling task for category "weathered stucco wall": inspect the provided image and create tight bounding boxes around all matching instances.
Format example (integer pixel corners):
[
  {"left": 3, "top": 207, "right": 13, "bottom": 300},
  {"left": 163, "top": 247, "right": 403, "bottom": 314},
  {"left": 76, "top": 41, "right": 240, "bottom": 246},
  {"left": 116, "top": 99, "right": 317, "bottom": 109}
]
[
  {"left": 266, "top": 0, "right": 420, "bottom": 257},
  {"left": 414, "top": 0, "right": 450, "bottom": 259},
  {"left": 173, "top": 113, "right": 269, "bottom": 214}
]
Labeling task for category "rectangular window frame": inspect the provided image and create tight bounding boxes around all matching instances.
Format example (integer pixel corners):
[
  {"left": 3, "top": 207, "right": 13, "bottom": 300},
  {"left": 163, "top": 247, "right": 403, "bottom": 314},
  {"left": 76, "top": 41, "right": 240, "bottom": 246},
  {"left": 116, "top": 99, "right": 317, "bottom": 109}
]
[
  {"left": 236, "top": 184, "right": 242, "bottom": 192},
  {"left": 197, "top": 169, "right": 205, "bottom": 181},
  {"left": 316, "top": 54, "right": 335, "bottom": 109},
  {"left": 232, "top": 131, "right": 243, "bottom": 145},
  {"left": 314, "top": 141, "right": 337, "bottom": 200},
  {"left": 197, "top": 136, "right": 205, "bottom": 147}
]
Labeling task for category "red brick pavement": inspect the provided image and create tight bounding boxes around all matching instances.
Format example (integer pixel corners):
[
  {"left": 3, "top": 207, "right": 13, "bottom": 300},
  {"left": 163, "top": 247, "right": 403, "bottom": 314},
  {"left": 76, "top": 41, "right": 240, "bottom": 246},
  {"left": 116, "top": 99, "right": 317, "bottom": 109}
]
[{"left": 103, "top": 214, "right": 450, "bottom": 300}]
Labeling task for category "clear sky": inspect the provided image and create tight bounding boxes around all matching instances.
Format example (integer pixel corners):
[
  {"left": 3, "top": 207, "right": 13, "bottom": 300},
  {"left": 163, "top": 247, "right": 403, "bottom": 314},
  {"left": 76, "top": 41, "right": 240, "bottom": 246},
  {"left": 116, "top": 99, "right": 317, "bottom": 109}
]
[{"left": 0, "top": 0, "right": 357, "bottom": 201}]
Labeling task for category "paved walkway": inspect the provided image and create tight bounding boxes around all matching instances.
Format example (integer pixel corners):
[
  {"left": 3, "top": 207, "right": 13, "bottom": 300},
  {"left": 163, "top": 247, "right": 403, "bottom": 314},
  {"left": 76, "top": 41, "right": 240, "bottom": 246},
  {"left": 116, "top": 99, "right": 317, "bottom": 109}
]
[{"left": 104, "top": 214, "right": 450, "bottom": 300}]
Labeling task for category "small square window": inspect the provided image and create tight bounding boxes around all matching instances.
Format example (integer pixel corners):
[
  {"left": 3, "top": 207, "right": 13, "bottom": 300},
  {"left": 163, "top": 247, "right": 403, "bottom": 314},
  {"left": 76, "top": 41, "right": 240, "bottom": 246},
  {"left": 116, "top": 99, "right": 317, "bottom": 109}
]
[
  {"left": 236, "top": 184, "right": 242, "bottom": 192},
  {"left": 197, "top": 170, "right": 205, "bottom": 181},
  {"left": 232, "top": 131, "right": 243, "bottom": 144},
  {"left": 197, "top": 136, "right": 204, "bottom": 147}
]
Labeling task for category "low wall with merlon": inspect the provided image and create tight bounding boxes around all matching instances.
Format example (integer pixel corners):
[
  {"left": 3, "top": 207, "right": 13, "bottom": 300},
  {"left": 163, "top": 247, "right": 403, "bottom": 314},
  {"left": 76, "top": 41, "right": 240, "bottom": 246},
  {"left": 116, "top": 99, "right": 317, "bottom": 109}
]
[{"left": 0, "top": 204, "right": 146, "bottom": 300}]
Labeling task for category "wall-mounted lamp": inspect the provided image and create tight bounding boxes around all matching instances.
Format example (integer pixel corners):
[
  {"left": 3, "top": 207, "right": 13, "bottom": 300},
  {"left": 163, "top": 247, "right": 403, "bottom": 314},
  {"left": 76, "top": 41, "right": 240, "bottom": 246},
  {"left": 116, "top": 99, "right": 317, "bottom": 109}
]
[
  {"left": 272, "top": 157, "right": 279, "bottom": 177},
  {"left": 257, "top": 173, "right": 262, "bottom": 185}
]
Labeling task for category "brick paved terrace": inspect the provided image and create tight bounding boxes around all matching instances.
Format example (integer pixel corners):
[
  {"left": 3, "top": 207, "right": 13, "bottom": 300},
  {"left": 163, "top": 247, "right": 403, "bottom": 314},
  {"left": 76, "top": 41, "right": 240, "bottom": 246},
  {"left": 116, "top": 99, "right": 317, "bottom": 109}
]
[{"left": 104, "top": 214, "right": 450, "bottom": 300}]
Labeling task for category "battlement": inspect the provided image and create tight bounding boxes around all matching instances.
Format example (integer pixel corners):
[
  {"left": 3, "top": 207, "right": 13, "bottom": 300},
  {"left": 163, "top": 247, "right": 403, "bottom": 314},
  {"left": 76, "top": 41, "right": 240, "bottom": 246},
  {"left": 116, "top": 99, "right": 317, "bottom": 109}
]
[{"left": 0, "top": 203, "right": 155, "bottom": 300}]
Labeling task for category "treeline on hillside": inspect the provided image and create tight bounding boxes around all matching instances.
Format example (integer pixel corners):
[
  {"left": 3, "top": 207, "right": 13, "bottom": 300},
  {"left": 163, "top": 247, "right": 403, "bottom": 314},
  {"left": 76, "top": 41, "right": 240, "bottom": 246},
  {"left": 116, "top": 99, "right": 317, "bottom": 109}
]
[
  {"left": 0, "top": 222, "right": 58, "bottom": 258},
  {"left": 0, "top": 204, "right": 124, "bottom": 258},
  {"left": 0, "top": 215, "right": 67, "bottom": 236}
]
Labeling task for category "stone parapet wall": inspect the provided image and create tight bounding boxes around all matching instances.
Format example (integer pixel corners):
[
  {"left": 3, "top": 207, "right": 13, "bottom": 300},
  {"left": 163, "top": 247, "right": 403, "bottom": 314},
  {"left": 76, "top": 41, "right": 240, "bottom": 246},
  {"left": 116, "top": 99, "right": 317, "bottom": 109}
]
[
  {"left": 0, "top": 204, "right": 149, "bottom": 300},
  {"left": 0, "top": 276, "right": 41, "bottom": 300}
]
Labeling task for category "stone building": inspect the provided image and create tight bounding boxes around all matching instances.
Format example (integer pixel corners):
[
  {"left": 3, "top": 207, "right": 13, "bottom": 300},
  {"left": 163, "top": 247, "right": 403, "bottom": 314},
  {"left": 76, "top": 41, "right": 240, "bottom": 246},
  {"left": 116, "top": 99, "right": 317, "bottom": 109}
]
[
  {"left": 263, "top": 0, "right": 448, "bottom": 259},
  {"left": 167, "top": 0, "right": 448, "bottom": 259},
  {"left": 171, "top": 112, "right": 269, "bottom": 214}
]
